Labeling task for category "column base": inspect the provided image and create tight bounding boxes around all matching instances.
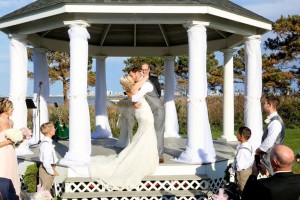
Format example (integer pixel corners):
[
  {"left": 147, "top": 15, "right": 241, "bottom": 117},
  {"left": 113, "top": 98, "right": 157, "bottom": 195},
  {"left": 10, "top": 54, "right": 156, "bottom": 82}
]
[
  {"left": 59, "top": 151, "right": 90, "bottom": 173},
  {"left": 174, "top": 146, "right": 216, "bottom": 164},
  {"left": 164, "top": 131, "right": 181, "bottom": 138},
  {"left": 67, "top": 166, "right": 90, "bottom": 177},
  {"left": 91, "top": 129, "right": 112, "bottom": 139},
  {"left": 218, "top": 135, "right": 238, "bottom": 142}
]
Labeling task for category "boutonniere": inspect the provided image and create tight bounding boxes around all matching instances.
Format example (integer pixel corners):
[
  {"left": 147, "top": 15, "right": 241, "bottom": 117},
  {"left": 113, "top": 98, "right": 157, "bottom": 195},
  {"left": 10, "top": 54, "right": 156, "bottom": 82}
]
[{"left": 264, "top": 118, "right": 271, "bottom": 124}]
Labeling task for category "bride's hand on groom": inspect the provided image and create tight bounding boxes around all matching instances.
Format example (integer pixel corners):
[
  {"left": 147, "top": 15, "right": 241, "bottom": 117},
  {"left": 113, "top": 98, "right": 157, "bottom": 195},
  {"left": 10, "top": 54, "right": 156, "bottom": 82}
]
[{"left": 133, "top": 102, "right": 141, "bottom": 109}]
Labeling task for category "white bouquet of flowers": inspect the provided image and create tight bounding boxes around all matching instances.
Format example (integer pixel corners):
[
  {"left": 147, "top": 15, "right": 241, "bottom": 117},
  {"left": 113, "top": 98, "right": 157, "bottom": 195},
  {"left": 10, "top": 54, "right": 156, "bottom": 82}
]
[{"left": 4, "top": 128, "right": 24, "bottom": 146}]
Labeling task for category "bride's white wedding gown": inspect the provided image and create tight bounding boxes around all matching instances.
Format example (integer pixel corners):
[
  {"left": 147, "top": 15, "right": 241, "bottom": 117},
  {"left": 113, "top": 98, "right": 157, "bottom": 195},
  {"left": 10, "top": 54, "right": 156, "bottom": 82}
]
[{"left": 89, "top": 98, "right": 158, "bottom": 189}]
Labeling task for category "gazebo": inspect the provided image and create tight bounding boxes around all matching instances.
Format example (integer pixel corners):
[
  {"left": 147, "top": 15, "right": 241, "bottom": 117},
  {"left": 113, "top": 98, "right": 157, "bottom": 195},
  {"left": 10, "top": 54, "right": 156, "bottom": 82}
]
[{"left": 0, "top": 0, "right": 272, "bottom": 195}]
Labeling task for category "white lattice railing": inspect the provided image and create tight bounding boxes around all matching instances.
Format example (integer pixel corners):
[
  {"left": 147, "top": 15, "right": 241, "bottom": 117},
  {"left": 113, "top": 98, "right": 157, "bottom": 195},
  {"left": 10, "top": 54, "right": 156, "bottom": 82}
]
[{"left": 65, "top": 179, "right": 213, "bottom": 193}]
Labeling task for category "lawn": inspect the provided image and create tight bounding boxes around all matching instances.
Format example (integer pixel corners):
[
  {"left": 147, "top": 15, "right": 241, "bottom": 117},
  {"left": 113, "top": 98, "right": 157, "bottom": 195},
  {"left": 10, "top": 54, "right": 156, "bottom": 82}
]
[{"left": 211, "top": 128, "right": 300, "bottom": 174}]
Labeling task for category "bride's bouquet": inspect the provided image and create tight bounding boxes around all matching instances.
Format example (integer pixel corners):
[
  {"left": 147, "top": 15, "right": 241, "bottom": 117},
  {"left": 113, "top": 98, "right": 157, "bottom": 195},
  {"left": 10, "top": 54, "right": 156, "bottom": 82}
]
[
  {"left": 4, "top": 129, "right": 24, "bottom": 147},
  {"left": 20, "top": 127, "right": 32, "bottom": 139},
  {"left": 4, "top": 127, "right": 32, "bottom": 147}
]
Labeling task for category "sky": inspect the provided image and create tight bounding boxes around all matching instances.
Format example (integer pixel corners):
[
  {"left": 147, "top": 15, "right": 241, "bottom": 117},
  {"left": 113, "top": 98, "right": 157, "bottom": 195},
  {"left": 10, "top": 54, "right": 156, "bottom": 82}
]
[{"left": 0, "top": 0, "right": 299, "bottom": 97}]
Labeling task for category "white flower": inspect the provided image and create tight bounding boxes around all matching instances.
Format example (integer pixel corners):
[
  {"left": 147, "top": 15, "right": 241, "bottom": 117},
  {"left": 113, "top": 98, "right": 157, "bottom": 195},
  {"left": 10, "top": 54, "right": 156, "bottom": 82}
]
[
  {"left": 4, "top": 129, "right": 24, "bottom": 143},
  {"left": 264, "top": 118, "right": 271, "bottom": 124}
]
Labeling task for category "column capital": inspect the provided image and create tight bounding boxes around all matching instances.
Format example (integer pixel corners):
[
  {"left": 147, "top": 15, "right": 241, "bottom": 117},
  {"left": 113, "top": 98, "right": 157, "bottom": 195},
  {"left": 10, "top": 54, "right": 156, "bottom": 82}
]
[
  {"left": 94, "top": 55, "right": 107, "bottom": 60},
  {"left": 64, "top": 20, "right": 90, "bottom": 28},
  {"left": 163, "top": 56, "right": 176, "bottom": 60},
  {"left": 221, "top": 48, "right": 237, "bottom": 54},
  {"left": 183, "top": 21, "right": 209, "bottom": 29},
  {"left": 244, "top": 35, "right": 262, "bottom": 41},
  {"left": 8, "top": 34, "right": 27, "bottom": 42}
]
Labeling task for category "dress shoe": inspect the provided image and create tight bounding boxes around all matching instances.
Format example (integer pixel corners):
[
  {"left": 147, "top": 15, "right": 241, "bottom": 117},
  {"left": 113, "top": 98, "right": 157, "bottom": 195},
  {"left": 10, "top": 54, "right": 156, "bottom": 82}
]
[{"left": 159, "top": 157, "right": 164, "bottom": 163}]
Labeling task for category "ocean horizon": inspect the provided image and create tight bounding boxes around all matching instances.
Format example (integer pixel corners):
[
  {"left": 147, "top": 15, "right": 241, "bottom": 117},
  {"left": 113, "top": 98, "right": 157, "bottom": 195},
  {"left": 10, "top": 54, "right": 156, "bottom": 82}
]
[{"left": 0, "top": 96, "right": 124, "bottom": 105}]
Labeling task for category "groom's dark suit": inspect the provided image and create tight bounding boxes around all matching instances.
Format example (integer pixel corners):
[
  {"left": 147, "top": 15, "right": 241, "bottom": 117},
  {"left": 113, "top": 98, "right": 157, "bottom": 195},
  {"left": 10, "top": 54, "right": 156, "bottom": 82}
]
[
  {"left": 0, "top": 177, "right": 19, "bottom": 200},
  {"left": 242, "top": 172, "right": 300, "bottom": 200}
]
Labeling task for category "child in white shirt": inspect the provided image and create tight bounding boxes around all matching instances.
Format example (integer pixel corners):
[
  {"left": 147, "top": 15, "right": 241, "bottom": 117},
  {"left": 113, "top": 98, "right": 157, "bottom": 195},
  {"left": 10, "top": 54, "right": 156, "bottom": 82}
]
[
  {"left": 39, "top": 122, "right": 59, "bottom": 191},
  {"left": 231, "top": 127, "right": 254, "bottom": 192}
]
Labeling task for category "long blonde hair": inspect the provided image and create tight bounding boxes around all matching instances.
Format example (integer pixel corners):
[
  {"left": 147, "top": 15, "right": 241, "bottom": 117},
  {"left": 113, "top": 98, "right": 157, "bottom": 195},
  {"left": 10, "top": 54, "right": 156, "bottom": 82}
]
[{"left": 120, "top": 75, "right": 135, "bottom": 92}]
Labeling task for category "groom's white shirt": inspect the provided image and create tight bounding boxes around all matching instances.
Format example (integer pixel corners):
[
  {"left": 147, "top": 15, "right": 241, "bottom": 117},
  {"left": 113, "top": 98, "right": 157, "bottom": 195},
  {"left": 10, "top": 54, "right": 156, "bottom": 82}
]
[
  {"left": 131, "top": 82, "right": 153, "bottom": 103},
  {"left": 259, "top": 112, "right": 282, "bottom": 152}
]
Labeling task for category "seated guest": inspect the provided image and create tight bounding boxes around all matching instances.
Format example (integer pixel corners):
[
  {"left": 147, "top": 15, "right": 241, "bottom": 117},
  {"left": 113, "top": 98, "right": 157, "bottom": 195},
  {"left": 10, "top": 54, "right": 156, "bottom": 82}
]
[
  {"left": 0, "top": 177, "right": 19, "bottom": 200},
  {"left": 242, "top": 145, "right": 300, "bottom": 200}
]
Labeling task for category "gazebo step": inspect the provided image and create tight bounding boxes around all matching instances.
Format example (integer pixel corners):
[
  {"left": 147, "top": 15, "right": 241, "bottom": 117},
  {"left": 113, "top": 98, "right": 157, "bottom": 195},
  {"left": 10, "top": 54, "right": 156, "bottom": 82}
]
[
  {"left": 64, "top": 175, "right": 211, "bottom": 193},
  {"left": 65, "top": 174, "right": 209, "bottom": 182},
  {"left": 61, "top": 190, "right": 212, "bottom": 200}
]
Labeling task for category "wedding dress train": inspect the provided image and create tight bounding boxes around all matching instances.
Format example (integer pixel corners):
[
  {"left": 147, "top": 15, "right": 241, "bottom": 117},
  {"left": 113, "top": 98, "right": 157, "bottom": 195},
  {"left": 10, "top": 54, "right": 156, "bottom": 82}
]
[{"left": 89, "top": 98, "right": 158, "bottom": 189}]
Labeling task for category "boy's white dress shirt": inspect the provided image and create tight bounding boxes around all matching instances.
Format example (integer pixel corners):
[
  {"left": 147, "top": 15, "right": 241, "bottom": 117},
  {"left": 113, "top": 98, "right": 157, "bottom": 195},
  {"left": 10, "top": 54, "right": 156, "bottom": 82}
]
[
  {"left": 232, "top": 141, "right": 254, "bottom": 171},
  {"left": 39, "top": 137, "right": 58, "bottom": 175}
]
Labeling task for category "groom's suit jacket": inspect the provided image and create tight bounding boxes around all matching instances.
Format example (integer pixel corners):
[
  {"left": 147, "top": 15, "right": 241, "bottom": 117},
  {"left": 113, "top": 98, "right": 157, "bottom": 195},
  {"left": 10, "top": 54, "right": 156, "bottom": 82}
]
[
  {"left": 242, "top": 172, "right": 300, "bottom": 200},
  {"left": 144, "top": 81, "right": 165, "bottom": 157},
  {"left": 149, "top": 75, "right": 161, "bottom": 97}
]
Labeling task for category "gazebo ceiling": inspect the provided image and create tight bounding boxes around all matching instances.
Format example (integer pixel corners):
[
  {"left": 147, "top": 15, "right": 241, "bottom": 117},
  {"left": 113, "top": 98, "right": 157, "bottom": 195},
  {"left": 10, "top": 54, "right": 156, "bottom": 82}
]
[{"left": 0, "top": 0, "right": 273, "bottom": 56}]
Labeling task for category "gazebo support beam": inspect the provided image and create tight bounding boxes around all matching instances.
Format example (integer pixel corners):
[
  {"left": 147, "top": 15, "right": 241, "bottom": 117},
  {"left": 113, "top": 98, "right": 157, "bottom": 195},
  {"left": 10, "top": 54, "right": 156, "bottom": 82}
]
[
  {"left": 176, "top": 22, "right": 216, "bottom": 164},
  {"left": 91, "top": 56, "right": 112, "bottom": 139},
  {"left": 244, "top": 35, "right": 263, "bottom": 151},
  {"left": 163, "top": 56, "right": 180, "bottom": 138},
  {"left": 100, "top": 24, "right": 111, "bottom": 46},
  {"left": 159, "top": 24, "right": 169, "bottom": 47},
  {"left": 59, "top": 21, "right": 91, "bottom": 174}
]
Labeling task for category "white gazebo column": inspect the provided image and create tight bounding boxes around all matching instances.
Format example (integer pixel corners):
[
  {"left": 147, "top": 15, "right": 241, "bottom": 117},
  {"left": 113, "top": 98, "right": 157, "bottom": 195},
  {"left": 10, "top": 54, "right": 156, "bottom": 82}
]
[
  {"left": 220, "top": 49, "right": 237, "bottom": 142},
  {"left": 31, "top": 48, "right": 50, "bottom": 144},
  {"left": 8, "top": 34, "right": 28, "bottom": 129},
  {"left": 244, "top": 35, "right": 263, "bottom": 151},
  {"left": 163, "top": 56, "right": 180, "bottom": 138},
  {"left": 60, "top": 21, "right": 91, "bottom": 170},
  {"left": 91, "top": 56, "right": 112, "bottom": 139},
  {"left": 176, "top": 22, "right": 216, "bottom": 164}
]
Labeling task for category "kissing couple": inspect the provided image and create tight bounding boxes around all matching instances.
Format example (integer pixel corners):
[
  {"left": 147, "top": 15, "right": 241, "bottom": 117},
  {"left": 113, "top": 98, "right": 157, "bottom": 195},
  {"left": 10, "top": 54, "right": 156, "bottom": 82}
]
[{"left": 89, "top": 63, "right": 165, "bottom": 190}]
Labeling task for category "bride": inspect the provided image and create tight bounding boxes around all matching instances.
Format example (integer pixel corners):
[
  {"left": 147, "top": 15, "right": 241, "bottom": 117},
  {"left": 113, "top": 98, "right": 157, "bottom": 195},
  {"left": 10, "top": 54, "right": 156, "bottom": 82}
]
[{"left": 89, "top": 73, "right": 158, "bottom": 190}]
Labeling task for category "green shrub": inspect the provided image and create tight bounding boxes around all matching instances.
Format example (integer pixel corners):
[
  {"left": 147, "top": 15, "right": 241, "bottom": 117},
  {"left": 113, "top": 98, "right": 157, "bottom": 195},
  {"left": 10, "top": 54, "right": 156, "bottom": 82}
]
[{"left": 23, "top": 163, "right": 39, "bottom": 193}]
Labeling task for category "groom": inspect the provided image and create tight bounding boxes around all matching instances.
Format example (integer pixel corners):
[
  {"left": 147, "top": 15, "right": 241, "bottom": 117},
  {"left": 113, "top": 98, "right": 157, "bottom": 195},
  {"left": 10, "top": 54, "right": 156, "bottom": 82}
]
[{"left": 129, "top": 65, "right": 165, "bottom": 163}]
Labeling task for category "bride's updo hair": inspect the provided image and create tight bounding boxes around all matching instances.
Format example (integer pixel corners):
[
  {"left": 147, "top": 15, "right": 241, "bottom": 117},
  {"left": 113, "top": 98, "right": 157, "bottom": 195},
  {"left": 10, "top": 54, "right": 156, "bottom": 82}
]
[
  {"left": 120, "top": 75, "right": 135, "bottom": 92},
  {"left": 0, "top": 98, "right": 13, "bottom": 114}
]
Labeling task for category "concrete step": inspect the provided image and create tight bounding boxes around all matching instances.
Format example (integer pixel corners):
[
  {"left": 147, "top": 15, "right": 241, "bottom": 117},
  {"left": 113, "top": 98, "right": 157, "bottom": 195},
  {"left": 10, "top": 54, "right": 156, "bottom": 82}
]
[
  {"left": 64, "top": 174, "right": 209, "bottom": 183},
  {"left": 61, "top": 189, "right": 212, "bottom": 200}
]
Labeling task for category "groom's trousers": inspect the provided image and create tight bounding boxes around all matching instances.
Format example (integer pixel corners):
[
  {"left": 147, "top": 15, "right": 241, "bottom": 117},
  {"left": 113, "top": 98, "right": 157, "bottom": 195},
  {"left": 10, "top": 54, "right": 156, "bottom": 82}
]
[{"left": 153, "top": 106, "right": 165, "bottom": 157}]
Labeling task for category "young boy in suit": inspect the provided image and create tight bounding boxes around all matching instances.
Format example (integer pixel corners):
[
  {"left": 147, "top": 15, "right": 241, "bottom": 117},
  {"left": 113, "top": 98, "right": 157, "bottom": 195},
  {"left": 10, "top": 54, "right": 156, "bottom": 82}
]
[
  {"left": 39, "top": 122, "right": 59, "bottom": 191},
  {"left": 231, "top": 127, "right": 254, "bottom": 192}
]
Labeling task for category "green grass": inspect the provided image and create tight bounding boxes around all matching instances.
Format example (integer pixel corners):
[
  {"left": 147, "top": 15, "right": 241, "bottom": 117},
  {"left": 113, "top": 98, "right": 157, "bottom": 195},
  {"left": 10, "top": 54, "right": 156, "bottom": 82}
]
[
  {"left": 284, "top": 129, "right": 300, "bottom": 174},
  {"left": 211, "top": 128, "right": 300, "bottom": 174}
]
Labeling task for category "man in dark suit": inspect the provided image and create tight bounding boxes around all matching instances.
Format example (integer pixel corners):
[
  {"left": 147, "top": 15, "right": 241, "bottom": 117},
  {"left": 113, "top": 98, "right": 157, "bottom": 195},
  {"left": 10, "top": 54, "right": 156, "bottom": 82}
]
[
  {"left": 141, "top": 63, "right": 161, "bottom": 97},
  {"left": 0, "top": 177, "right": 19, "bottom": 200},
  {"left": 242, "top": 145, "right": 300, "bottom": 200}
]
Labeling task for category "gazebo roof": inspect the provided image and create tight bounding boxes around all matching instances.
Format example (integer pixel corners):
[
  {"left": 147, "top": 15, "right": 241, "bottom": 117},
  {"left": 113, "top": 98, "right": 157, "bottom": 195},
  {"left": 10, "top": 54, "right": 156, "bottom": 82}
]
[{"left": 0, "top": 0, "right": 273, "bottom": 56}]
